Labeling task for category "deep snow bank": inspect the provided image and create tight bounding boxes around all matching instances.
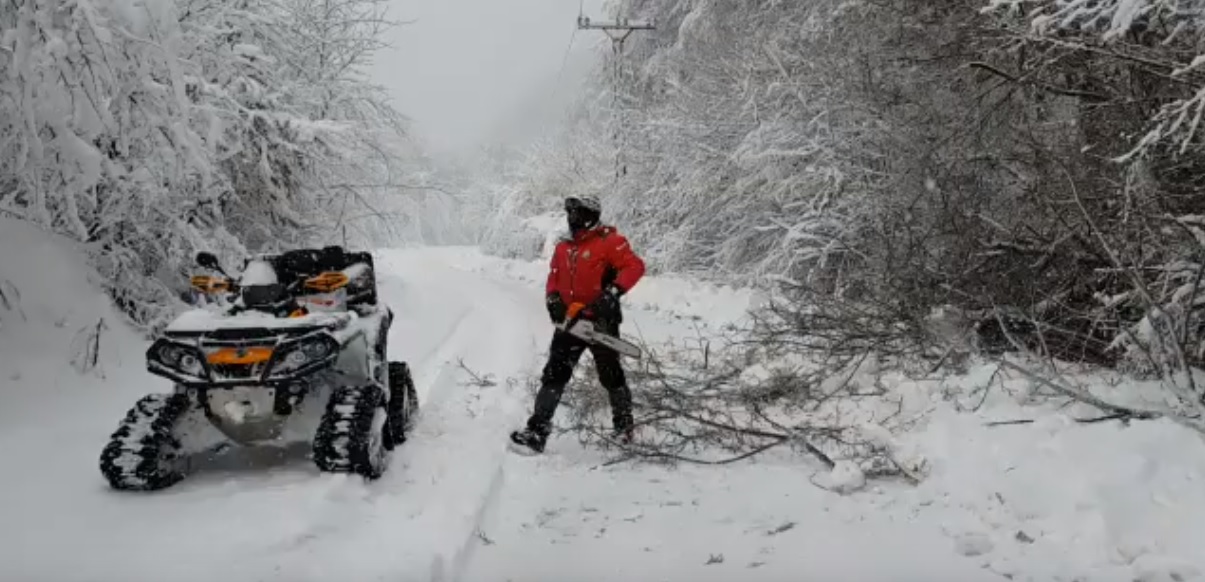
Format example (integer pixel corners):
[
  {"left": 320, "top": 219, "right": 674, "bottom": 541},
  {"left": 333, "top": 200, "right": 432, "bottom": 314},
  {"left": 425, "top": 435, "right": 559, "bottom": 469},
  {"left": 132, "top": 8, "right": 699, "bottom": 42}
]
[
  {"left": 0, "top": 216, "right": 150, "bottom": 431},
  {"left": 890, "top": 363, "right": 1205, "bottom": 582}
]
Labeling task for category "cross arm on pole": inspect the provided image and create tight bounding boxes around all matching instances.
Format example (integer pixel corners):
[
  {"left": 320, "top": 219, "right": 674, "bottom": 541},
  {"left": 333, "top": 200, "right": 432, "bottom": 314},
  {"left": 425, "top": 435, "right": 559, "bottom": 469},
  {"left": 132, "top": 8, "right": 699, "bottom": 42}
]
[{"left": 577, "top": 16, "right": 656, "bottom": 31}]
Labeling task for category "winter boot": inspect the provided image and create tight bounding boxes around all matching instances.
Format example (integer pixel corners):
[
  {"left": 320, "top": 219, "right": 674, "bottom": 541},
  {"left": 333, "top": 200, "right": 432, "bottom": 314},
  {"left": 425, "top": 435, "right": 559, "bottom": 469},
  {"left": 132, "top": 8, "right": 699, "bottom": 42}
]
[
  {"left": 611, "top": 425, "right": 634, "bottom": 445},
  {"left": 509, "top": 428, "right": 547, "bottom": 454}
]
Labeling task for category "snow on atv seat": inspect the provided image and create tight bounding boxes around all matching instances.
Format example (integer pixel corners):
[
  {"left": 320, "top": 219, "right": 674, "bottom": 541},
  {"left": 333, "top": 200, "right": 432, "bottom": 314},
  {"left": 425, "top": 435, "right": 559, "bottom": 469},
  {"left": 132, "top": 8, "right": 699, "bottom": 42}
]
[{"left": 166, "top": 308, "right": 353, "bottom": 333}]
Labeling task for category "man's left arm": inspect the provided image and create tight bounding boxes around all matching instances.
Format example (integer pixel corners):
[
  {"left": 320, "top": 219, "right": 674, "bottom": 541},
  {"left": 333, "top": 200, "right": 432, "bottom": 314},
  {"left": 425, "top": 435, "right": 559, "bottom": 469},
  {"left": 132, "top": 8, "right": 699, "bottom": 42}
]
[{"left": 606, "top": 234, "right": 645, "bottom": 295}]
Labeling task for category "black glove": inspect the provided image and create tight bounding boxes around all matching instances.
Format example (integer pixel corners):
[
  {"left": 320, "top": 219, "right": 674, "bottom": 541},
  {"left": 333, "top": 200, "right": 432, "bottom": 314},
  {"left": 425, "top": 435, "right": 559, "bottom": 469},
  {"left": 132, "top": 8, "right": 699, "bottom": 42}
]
[
  {"left": 588, "top": 284, "right": 622, "bottom": 323},
  {"left": 546, "top": 292, "right": 567, "bottom": 324}
]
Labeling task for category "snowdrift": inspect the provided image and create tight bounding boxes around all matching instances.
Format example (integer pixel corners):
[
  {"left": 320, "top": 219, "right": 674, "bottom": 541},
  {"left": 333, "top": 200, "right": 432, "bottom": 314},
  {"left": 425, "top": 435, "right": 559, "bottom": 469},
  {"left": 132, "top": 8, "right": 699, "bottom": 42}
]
[{"left": 0, "top": 216, "right": 150, "bottom": 432}]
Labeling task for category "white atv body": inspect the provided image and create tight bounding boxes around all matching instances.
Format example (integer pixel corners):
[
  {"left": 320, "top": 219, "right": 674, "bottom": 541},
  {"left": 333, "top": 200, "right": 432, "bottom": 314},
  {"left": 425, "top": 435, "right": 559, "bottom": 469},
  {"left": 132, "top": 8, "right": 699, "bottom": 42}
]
[{"left": 99, "top": 248, "right": 419, "bottom": 491}]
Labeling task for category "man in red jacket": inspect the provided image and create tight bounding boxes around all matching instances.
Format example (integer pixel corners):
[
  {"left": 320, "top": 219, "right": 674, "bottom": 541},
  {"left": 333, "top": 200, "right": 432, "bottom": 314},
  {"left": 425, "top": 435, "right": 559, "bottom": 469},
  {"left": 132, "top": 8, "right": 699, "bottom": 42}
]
[{"left": 510, "top": 195, "right": 646, "bottom": 453}]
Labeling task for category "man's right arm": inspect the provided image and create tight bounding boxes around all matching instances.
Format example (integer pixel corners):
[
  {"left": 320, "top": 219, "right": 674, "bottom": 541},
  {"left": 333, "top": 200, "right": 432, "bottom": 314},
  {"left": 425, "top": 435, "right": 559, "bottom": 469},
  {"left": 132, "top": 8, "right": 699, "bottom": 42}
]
[
  {"left": 546, "top": 244, "right": 561, "bottom": 297},
  {"left": 545, "top": 245, "right": 568, "bottom": 324}
]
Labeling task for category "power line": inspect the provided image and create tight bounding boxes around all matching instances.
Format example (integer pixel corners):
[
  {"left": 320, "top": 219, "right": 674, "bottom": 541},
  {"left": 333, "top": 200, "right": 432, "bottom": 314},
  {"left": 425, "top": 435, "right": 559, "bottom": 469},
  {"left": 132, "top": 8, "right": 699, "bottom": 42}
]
[
  {"left": 547, "top": 28, "right": 578, "bottom": 105},
  {"left": 544, "top": 0, "right": 587, "bottom": 123}
]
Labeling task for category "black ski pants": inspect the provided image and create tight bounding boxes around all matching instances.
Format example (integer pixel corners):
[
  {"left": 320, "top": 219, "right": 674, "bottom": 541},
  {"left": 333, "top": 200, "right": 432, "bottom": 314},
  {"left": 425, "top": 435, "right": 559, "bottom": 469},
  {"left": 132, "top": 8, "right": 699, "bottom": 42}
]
[{"left": 526, "top": 321, "right": 633, "bottom": 437}]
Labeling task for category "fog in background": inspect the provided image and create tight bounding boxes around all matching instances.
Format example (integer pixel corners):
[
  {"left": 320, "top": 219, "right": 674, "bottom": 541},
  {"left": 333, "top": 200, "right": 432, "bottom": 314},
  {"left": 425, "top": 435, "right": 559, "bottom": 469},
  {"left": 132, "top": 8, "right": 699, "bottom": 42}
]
[{"left": 371, "top": 0, "right": 611, "bottom": 157}]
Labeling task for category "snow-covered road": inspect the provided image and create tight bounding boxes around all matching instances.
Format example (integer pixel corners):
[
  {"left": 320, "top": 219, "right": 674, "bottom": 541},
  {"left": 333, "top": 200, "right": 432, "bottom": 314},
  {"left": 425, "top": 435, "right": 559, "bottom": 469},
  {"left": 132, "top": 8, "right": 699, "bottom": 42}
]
[{"left": 6, "top": 223, "right": 1205, "bottom": 582}]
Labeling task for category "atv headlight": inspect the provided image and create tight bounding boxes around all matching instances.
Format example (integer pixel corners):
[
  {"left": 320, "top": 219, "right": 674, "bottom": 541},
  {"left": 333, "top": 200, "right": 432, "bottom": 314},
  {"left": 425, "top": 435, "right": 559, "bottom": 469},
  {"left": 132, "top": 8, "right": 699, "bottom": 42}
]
[
  {"left": 264, "top": 334, "right": 339, "bottom": 379},
  {"left": 178, "top": 352, "right": 204, "bottom": 376},
  {"left": 147, "top": 339, "right": 208, "bottom": 381},
  {"left": 284, "top": 350, "right": 308, "bottom": 369}
]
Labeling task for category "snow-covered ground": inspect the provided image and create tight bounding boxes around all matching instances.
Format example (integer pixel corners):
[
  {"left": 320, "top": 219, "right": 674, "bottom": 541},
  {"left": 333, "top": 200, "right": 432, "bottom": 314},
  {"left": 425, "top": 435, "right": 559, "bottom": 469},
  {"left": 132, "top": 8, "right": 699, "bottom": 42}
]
[{"left": 3, "top": 215, "right": 1205, "bottom": 582}]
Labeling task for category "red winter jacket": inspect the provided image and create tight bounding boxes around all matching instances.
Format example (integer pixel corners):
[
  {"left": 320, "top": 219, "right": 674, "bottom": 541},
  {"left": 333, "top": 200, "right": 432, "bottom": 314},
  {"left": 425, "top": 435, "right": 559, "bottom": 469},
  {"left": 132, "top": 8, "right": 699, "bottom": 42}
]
[{"left": 546, "top": 225, "right": 645, "bottom": 307}]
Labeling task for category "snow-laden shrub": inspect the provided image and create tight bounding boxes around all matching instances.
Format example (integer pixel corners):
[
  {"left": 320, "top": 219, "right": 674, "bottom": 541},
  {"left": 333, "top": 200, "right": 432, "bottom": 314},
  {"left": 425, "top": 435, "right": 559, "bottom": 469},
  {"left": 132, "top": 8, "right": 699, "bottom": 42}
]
[{"left": 975, "top": 0, "right": 1205, "bottom": 390}]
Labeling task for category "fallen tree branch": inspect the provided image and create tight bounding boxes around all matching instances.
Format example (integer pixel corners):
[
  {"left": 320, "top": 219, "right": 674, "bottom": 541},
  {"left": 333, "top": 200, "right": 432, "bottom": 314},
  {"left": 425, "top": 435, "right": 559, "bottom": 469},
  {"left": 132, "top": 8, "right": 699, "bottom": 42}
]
[
  {"left": 996, "top": 359, "right": 1161, "bottom": 419},
  {"left": 457, "top": 358, "right": 497, "bottom": 388},
  {"left": 985, "top": 411, "right": 1135, "bottom": 427}
]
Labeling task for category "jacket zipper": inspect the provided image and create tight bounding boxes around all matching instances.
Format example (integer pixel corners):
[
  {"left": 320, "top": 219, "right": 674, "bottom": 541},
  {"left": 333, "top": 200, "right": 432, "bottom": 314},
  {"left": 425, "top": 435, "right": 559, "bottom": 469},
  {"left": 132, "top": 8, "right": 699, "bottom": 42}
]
[
  {"left": 566, "top": 228, "right": 599, "bottom": 304},
  {"left": 568, "top": 244, "right": 578, "bottom": 303}
]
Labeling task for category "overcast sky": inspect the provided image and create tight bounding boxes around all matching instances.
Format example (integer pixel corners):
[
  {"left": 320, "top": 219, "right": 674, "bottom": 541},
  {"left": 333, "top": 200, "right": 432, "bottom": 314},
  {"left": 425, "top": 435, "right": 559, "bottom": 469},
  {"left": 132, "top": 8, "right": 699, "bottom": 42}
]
[{"left": 370, "top": 0, "right": 610, "bottom": 156}]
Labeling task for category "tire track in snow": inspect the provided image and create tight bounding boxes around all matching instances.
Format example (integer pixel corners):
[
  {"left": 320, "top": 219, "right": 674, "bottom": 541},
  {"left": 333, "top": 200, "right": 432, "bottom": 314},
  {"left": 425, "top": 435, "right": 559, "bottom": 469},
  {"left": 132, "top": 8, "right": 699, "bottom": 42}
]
[
  {"left": 432, "top": 462, "right": 507, "bottom": 582},
  {"left": 375, "top": 269, "right": 471, "bottom": 391},
  {"left": 436, "top": 265, "right": 553, "bottom": 582},
  {"left": 394, "top": 254, "right": 545, "bottom": 582},
  {"left": 405, "top": 308, "right": 476, "bottom": 413},
  {"left": 261, "top": 248, "right": 545, "bottom": 582}
]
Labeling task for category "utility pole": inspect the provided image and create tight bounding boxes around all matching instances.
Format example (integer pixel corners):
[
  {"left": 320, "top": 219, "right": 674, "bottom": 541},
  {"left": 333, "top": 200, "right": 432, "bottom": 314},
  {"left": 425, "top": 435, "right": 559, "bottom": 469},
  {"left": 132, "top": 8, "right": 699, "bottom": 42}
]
[{"left": 577, "top": 14, "right": 655, "bottom": 181}]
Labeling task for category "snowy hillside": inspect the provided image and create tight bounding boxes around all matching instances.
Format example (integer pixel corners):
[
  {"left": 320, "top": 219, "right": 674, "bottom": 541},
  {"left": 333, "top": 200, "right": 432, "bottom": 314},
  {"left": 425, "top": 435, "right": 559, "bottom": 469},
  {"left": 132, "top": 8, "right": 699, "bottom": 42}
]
[{"left": 3, "top": 216, "right": 1205, "bottom": 582}]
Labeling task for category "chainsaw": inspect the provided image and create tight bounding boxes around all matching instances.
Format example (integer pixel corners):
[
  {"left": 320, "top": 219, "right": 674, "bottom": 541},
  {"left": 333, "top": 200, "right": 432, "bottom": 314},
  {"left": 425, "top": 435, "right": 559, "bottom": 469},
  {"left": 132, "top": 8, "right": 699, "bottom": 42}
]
[{"left": 561, "top": 302, "right": 642, "bottom": 359}]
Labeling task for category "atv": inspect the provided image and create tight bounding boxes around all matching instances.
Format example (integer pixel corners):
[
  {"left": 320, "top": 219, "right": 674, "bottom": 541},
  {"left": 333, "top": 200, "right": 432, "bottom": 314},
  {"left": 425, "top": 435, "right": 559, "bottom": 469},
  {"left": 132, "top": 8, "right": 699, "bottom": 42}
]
[{"left": 99, "top": 246, "right": 419, "bottom": 491}]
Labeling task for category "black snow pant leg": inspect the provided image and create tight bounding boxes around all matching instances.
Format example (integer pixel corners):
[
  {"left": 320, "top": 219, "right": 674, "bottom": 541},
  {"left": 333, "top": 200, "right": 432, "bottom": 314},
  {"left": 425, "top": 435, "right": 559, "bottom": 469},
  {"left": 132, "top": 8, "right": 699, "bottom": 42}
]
[
  {"left": 527, "top": 330, "right": 587, "bottom": 437},
  {"left": 590, "top": 321, "right": 634, "bottom": 432}
]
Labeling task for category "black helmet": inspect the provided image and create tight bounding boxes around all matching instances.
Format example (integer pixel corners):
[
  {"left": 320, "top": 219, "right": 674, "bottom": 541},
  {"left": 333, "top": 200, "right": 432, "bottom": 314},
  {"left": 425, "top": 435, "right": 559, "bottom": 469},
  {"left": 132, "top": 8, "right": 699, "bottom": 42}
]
[
  {"left": 564, "top": 195, "right": 601, "bottom": 213},
  {"left": 564, "top": 196, "right": 601, "bottom": 233}
]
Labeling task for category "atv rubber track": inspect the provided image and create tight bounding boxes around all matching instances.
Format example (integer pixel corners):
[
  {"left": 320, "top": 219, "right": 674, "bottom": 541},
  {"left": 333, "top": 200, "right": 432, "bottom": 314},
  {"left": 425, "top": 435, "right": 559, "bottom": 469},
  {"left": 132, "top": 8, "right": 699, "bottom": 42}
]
[
  {"left": 386, "top": 361, "right": 419, "bottom": 448},
  {"left": 99, "top": 393, "right": 190, "bottom": 491},
  {"left": 313, "top": 385, "right": 387, "bottom": 478}
]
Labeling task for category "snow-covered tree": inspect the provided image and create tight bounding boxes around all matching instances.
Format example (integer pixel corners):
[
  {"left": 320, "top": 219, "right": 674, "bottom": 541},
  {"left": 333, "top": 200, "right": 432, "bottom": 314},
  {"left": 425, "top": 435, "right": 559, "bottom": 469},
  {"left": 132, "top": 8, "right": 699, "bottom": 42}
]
[
  {"left": 484, "top": 0, "right": 1205, "bottom": 387},
  {"left": 0, "top": 0, "right": 415, "bottom": 330}
]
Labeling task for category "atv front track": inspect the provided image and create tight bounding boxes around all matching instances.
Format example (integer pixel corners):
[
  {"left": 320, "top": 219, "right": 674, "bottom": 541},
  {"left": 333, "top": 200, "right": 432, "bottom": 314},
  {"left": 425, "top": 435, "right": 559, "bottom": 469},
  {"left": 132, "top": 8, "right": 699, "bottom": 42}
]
[
  {"left": 99, "top": 393, "right": 191, "bottom": 491},
  {"left": 313, "top": 385, "right": 388, "bottom": 478}
]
